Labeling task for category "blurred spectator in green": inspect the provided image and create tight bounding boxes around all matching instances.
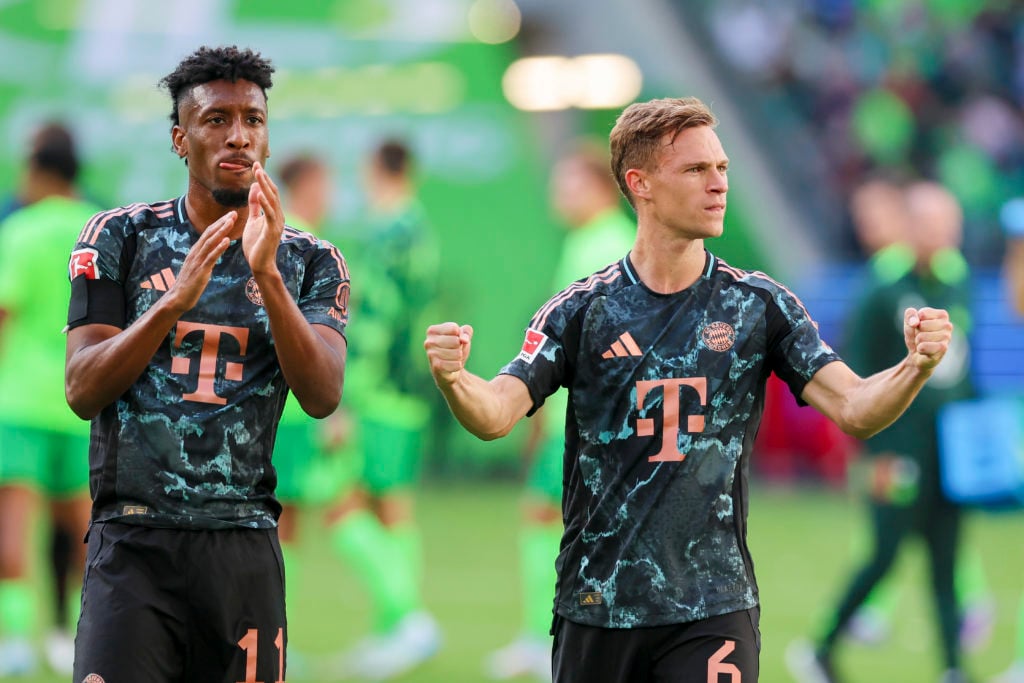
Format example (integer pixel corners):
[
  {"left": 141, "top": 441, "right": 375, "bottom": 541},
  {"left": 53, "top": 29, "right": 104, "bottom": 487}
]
[
  {"left": 322, "top": 138, "right": 443, "bottom": 681},
  {"left": 484, "top": 140, "right": 635, "bottom": 682},
  {"left": 0, "top": 121, "right": 99, "bottom": 676},
  {"left": 788, "top": 179, "right": 978, "bottom": 683}
]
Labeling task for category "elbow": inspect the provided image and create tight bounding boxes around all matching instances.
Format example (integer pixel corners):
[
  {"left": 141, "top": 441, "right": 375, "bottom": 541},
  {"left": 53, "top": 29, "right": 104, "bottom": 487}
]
[
  {"left": 844, "top": 423, "right": 878, "bottom": 441},
  {"left": 300, "top": 387, "right": 343, "bottom": 420},
  {"left": 65, "top": 384, "right": 100, "bottom": 421},
  {"left": 837, "top": 409, "right": 885, "bottom": 441},
  {"left": 305, "top": 401, "right": 340, "bottom": 420},
  {"left": 467, "top": 420, "right": 516, "bottom": 442},
  {"left": 474, "top": 429, "right": 508, "bottom": 442}
]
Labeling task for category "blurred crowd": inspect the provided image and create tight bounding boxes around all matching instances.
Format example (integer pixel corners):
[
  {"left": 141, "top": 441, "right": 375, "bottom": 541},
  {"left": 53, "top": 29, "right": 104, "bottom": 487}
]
[{"left": 692, "top": 0, "right": 1024, "bottom": 263}]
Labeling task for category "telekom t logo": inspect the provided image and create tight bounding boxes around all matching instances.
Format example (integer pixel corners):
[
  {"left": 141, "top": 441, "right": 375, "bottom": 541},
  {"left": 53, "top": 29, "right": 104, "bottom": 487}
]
[
  {"left": 635, "top": 377, "right": 707, "bottom": 462},
  {"left": 170, "top": 322, "right": 250, "bottom": 405}
]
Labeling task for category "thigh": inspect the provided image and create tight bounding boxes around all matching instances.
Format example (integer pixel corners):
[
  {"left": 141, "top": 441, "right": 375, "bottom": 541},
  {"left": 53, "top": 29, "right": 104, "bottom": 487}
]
[
  {"left": 360, "top": 417, "right": 423, "bottom": 494},
  {"left": 74, "top": 524, "right": 188, "bottom": 683},
  {"left": 186, "top": 529, "right": 288, "bottom": 683},
  {"left": 0, "top": 422, "right": 47, "bottom": 488},
  {"left": 652, "top": 608, "right": 760, "bottom": 683}
]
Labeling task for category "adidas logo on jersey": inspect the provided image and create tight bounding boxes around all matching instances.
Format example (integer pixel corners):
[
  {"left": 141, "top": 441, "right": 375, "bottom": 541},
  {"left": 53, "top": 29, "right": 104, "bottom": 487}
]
[
  {"left": 140, "top": 267, "right": 177, "bottom": 292},
  {"left": 601, "top": 331, "right": 642, "bottom": 358}
]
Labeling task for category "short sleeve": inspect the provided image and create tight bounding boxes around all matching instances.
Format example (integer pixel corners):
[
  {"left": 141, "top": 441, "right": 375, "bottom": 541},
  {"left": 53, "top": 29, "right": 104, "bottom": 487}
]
[
  {"left": 66, "top": 209, "right": 130, "bottom": 330},
  {"left": 296, "top": 239, "right": 350, "bottom": 338},
  {"left": 765, "top": 287, "right": 842, "bottom": 404}
]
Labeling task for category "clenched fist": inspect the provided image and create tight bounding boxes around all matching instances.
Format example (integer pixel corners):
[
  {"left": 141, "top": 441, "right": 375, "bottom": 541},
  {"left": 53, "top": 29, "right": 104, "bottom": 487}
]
[{"left": 903, "top": 307, "right": 953, "bottom": 371}]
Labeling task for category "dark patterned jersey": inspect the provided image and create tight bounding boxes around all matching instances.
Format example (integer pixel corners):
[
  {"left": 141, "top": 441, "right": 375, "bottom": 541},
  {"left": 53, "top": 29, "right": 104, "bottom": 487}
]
[
  {"left": 66, "top": 197, "right": 350, "bottom": 529},
  {"left": 500, "top": 251, "right": 840, "bottom": 628}
]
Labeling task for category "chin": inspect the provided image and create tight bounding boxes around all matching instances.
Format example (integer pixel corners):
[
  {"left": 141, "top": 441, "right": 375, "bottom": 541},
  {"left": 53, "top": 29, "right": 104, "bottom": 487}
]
[{"left": 212, "top": 187, "right": 250, "bottom": 208}]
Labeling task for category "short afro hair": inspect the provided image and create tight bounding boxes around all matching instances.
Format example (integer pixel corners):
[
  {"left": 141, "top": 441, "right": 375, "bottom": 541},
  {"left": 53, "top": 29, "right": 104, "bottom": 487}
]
[{"left": 159, "top": 45, "right": 275, "bottom": 126}]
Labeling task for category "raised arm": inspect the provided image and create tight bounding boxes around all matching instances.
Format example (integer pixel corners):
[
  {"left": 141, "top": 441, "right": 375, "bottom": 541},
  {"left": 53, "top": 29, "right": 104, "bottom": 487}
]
[
  {"left": 242, "top": 163, "right": 346, "bottom": 418},
  {"left": 65, "top": 211, "right": 238, "bottom": 419},
  {"left": 424, "top": 322, "right": 533, "bottom": 440},
  {"left": 800, "top": 306, "right": 952, "bottom": 439}
]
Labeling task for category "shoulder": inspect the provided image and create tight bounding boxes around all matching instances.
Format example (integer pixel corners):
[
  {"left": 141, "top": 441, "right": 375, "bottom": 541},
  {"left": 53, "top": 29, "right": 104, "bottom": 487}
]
[
  {"left": 282, "top": 225, "right": 349, "bottom": 275},
  {"left": 712, "top": 256, "right": 812, "bottom": 315},
  {"left": 532, "top": 260, "right": 628, "bottom": 331},
  {"left": 74, "top": 198, "right": 179, "bottom": 248}
]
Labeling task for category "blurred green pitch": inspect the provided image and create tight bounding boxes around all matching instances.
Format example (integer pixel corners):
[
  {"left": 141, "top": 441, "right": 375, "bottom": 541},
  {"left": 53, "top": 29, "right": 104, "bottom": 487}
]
[{"left": 15, "top": 482, "right": 1024, "bottom": 682}]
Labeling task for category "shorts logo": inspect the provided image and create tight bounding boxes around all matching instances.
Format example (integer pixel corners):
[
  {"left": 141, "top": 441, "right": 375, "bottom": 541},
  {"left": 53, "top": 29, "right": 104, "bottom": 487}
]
[
  {"left": 578, "top": 591, "right": 604, "bottom": 606},
  {"left": 701, "top": 321, "right": 736, "bottom": 352},
  {"left": 517, "top": 328, "right": 547, "bottom": 364},
  {"left": 83, "top": 674, "right": 106, "bottom": 683},
  {"left": 69, "top": 248, "right": 100, "bottom": 280},
  {"left": 245, "top": 277, "right": 264, "bottom": 306}
]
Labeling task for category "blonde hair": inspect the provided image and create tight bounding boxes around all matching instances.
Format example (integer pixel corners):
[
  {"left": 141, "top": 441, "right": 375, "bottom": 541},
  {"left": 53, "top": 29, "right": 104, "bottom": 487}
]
[{"left": 610, "top": 97, "right": 718, "bottom": 207}]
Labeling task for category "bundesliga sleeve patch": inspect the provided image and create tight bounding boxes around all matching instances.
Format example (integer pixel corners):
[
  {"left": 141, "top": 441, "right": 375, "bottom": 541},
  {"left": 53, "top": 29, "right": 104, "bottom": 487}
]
[
  {"left": 68, "top": 248, "right": 100, "bottom": 280},
  {"left": 517, "top": 328, "right": 547, "bottom": 364}
]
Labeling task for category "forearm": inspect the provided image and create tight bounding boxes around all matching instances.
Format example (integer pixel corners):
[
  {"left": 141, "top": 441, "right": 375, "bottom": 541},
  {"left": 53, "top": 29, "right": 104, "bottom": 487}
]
[
  {"left": 838, "top": 355, "right": 933, "bottom": 439},
  {"left": 437, "top": 372, "right": 525, "bottom": 441},
  {"left": 256, "top": 269, "right": 345, "bottom": 418},
  {"left": 65, "top": 298, "right": 184, "bottom": 419}
]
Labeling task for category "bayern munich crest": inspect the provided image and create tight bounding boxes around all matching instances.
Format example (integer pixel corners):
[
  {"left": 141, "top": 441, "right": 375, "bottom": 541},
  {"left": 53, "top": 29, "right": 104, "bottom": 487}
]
[
  {"left": 83, "top": 674, "right": 106, "bottom": 683},
  {"left": 701, "top": 321, "right": 736, "bottom": 352},
  {"left": 245, "top": 277, "right": 264, "bottom": 306}
]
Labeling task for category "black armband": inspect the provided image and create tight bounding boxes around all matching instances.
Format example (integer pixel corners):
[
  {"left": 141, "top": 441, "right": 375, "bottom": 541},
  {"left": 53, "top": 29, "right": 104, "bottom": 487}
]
[{"left": 67, "top": 277, "right": 126, "bottom": 330}]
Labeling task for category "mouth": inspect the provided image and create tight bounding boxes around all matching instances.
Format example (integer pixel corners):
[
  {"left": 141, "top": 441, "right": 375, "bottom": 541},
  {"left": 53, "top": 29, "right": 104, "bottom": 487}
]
[{"left": 218, "top": 157, "right": 253, "bottom": 173}]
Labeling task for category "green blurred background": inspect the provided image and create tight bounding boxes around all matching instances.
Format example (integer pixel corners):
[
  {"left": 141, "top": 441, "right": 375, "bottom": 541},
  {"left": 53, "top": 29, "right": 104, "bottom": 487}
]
[
  {"left": 0, "top": 0, "right": 769, "bottom": 471},
  {"left": 3, "top": 1, "right": 1024, "bottom": 682}
]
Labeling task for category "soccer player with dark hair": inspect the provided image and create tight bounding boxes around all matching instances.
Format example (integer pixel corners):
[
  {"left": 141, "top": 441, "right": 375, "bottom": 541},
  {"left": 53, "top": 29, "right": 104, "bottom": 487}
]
[
  {"left": 322, "top": 136, "right": 442, "bottom": 680},
  {"left": 424, "top": 96, "right": 954, "bottom": 683},
  {"left": 0, "top": 120, "right": 98, "bottom": 676},
  {"left": 65, "top": 45, "right": 349, "bottom": 683}
]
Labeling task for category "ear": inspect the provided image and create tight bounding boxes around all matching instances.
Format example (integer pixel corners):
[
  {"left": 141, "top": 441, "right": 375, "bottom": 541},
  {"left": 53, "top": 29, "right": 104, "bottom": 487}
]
[
  {"left": 171, "top": 125, "right": 187, "bottom": 159},
  {"left": 624, "top": 168, "right": 650, "bottom": 202}
]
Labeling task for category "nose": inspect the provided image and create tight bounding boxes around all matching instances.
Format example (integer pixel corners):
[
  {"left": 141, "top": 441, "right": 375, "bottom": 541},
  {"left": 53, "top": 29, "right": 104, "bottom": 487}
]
[
  {"left": 709, "top": 168, "right": 728, "bottom": 194},
  {"left": 226, "top": 116, "right": 250, "bottom": 150}
]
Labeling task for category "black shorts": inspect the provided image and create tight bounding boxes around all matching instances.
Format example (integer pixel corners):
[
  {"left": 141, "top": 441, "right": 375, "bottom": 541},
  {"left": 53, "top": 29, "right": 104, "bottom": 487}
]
[
  {"left": 552, "top": 607, "right": 760, "bottom": 683},
  {"left": 74, "top": 522, "right": 287, "bottom": 683}
]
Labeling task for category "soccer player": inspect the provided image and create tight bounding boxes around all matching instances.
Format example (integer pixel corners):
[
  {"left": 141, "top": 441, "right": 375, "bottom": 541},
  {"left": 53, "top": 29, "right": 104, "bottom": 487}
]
[
  {"left": 64, "top": 45, "right": 349, "bottom": 683},
  {"left": 788, "top": 180, "right": 976, "bottom": 683},
  {"left": 272, "top": 154, "right": 334, "bottom": 542},
  {"left": 0, "top": 122, "right": 99, "bottom": 676},
  {"left": 423, "top": 96, "right": 954, "bottom": 683},
  {"left": 322, "top": 138, "right": 442, "bottom": 680},
  {"left": 486, "top": 140, "right": 635, "bottom": 682}
]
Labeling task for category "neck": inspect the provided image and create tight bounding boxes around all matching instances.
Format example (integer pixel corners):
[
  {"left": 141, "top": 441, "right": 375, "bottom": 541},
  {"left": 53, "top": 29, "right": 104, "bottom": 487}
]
[
  {"left": 22, "top": 175, "right": 76, "bottom": 204},
  {"left": 185, "top": 186, "right": 247, "bottom": 238},
  {"left": 629, "top": 224, "right": 706, "bottom": 294},
  {"left": 370, "top": 180, "right": 412, "bottom": 214}
]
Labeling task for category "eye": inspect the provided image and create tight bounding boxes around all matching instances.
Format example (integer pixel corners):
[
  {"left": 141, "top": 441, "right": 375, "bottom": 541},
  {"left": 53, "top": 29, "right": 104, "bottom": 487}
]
[
  {"left": 247, "top": 116, "right": 265, "bottom": 125},
  {"left": 208, "top": 115, "right": 226, "bottom": 125}
]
